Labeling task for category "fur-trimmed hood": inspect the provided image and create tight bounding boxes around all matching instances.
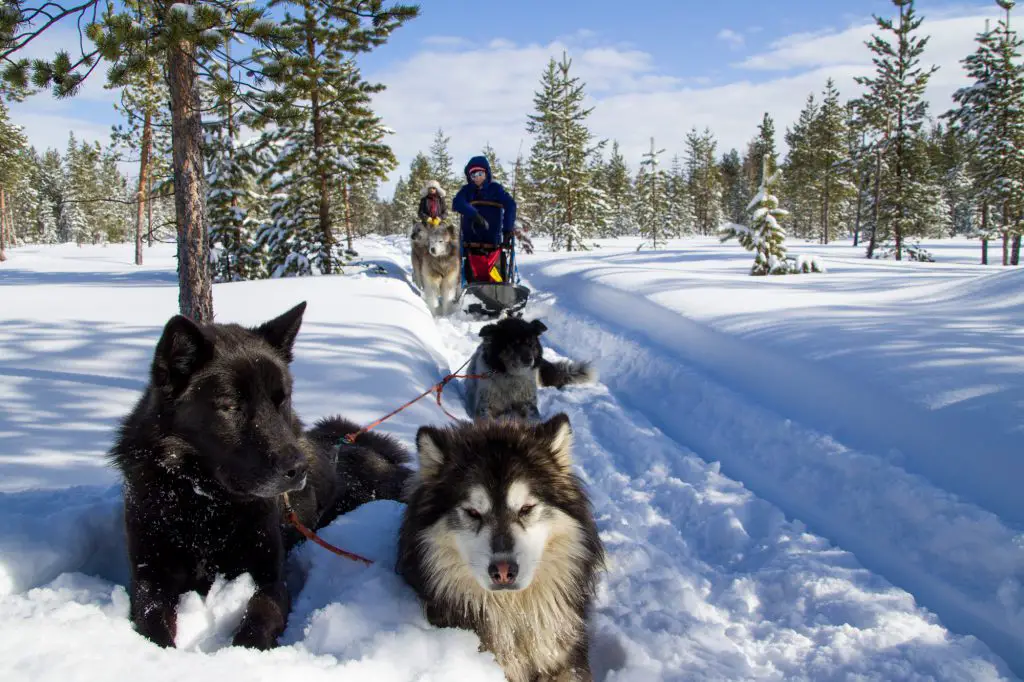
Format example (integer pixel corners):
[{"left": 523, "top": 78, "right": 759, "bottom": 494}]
[{"left": 421, "top": 180, "right": 446, "bottom": 198}]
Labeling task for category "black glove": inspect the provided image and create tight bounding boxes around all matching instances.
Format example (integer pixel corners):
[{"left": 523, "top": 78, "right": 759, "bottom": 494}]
[{"left": 473, "top": 213, "right": 488, "bottom": 229}]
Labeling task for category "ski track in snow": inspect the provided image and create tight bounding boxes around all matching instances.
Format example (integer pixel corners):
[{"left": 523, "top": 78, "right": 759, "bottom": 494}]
[
  {"left": 0, "top": 237, "right": 1017, "bottom": 680},
  {"left": 515, "top": 259, "right": 1024, "bottom": 680}
]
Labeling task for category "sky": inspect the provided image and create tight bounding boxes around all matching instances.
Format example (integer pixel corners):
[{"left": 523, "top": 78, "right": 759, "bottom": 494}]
[{"left": 5, "top": 0, "right": 1005, "bottom": 196}]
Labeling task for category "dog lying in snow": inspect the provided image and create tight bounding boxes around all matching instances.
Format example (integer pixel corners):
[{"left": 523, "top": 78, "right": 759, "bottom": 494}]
[
  {"left": 465, "top": 317, "right": 596, "bottom": 421},
  {"left": 397, "top": 414, "right": 605, "bottom": 682},
  {"left": 108, "top": 302, "right": 411, "bottom": 649}
]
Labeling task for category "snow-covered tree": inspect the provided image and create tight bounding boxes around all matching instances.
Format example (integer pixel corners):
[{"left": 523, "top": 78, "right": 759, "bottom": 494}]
[
  {"left": 254, "top": 1, "right": 413, "bottom": 274},
  {"left": 0, "top": 99, "right": 28, "bottom": 261},
  {"left": 742, "top": 113, "right": 779, "bottom": 191},
  {"left": 594, "top": 141, "right": 636, "bottom": 237},
  {"left": 721, "top": 160, "right": 822, "bottom": 275},
  {"left": 481, "top": 143, "right": 509, "bottom": 187},
  {"left": 719, "top": 148, "right": 747, "bottom": 225},
  {"left": 526, "top": 53, "right": 607, "bottom": 250},
  {"left": 946, "top": 0, "right": 1024, "bottom": 265},
  {"left": 855, "top": 0, "right": 939, "bottom": 260},
  {"left": 635, "top": 138, "right": 669, "bottom": 249},
  {"left": 429, "top": 128, "right": 457, "bottom": 197},
  {"left": 686, "top": 127, "right": 723, "bottom": 234}
]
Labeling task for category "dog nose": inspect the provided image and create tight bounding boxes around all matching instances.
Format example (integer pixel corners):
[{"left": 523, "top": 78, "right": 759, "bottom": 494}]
[
  {"left": 281, "top": 454, "right": 308, "bottom": 483},
  {"left": 488, "top": 560, "right": 519, "bottom": 586}
]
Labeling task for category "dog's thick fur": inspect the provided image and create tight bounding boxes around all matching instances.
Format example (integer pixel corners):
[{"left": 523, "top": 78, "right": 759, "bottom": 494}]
[
  {"left": 465, "top": 317, "right": 596, "bottom": 421},
  {"left": 411, "top": 223, "right": 460, "bottom": 316},
  {"left": 109, "top": 302, "right": 411, "bottom": 650},
  {"left": 397, "top": 415, "right": 604, "bottom": 682}
]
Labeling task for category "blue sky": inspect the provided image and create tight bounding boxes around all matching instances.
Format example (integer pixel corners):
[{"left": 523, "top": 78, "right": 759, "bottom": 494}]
[{"left": 6, "top": 1, "right": 1003, "bottom": 193}]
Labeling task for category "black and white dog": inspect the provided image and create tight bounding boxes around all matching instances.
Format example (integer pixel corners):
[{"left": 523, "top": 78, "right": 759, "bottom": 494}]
[{"left": 464, "top": 317, "right": 595, "bottom": 421}]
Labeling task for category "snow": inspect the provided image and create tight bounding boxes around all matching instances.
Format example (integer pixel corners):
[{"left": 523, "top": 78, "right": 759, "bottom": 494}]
[{"left": 0, "top": 236, "right": 1020, "bottom": 680}]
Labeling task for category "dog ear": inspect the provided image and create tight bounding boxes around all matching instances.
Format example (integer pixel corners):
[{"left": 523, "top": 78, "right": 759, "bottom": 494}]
[
  {"left": 446, "top": 224, "right": 458, "bottom": 240},
  {"left": 255, "top": 301, "right": 307, "bottom": 363},
  {"left": 415, "top": 426, "right": 447, "bottom": 479},
  {"left": 479, "top": 324, "right": 497, "bottom": 339},
  {"left": 152, "top": 315, "right": 213, "bottom": 397},
  {"left": 536, "top": 413, "right": 573, "bottom": 473},
  {"left": 530, "top": 319, "right": 548, "bottom": 335}
]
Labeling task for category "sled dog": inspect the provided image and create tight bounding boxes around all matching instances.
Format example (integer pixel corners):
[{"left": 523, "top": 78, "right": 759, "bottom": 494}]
[
  {"left": 411, "top": 223, "right": 460, "bottom": 316},
  {"left": 397, "top": 414, "right": 605, "bottom": 682},
  {"left": 109, "top": 301, "right": 411, "bottom": 650},
  {"left": 465, "top": 317, "right": 596, "bottom": 421}
]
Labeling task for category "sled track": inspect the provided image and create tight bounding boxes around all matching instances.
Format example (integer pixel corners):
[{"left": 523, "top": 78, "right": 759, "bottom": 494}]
[
  {"left": 514, "top": 266, "right": 1023, "bottom": 680},
  {"left": 383, "top": 236, "right": 1015, "bottom": 680}
]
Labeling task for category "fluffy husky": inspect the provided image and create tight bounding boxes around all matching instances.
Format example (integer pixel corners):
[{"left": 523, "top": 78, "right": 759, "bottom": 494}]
[
  {"left": 465, "top": 317, "right": 596, "bottom": 421},
  {"left": 411, "top": 222, "right": 460, "bottom": 316},
  {"left": 109, "top": 302, "right": 411, "bottom": 650},
  {"left": 397, "top": 414, "right": 605, "bottom": 682}
]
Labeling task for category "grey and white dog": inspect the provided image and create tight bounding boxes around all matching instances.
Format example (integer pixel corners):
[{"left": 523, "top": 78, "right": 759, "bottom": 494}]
[
  {"left": 465, "top": 317, "right": 596, "bottom": 421},
  {"left": 411, "top": 223, "right": 460, "bottom": 316}
]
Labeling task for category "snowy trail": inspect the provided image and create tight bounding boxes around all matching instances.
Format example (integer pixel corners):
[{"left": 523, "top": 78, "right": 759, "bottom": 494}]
[
  {"left": 0, "top": 239, "right": 1016, "bottom": 680},
  {"left": 369, "top": 237, "right": 1010, "bottom": 679},
  {"left": 518, "top": 262, "right": 1024, "bottom": 679}
]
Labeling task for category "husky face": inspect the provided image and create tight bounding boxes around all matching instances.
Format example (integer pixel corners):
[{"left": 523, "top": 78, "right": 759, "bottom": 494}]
[
  {"left": 148, "top": 303, "right": 312, "bottom": 499},
  {"left": 479, "top": 317, "right": 546, "bottom": 376},
  {"left": 427, "top": 224, "right": 457, "bottom": 258},
  {"left": 414, "top": 414, "right": 586, "bottom": 593}
]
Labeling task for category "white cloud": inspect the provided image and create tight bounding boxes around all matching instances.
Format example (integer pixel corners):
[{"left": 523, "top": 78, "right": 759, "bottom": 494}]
[
  {"left": 717, "top": 29, "right": 746, "bottom": 50},
  {"left": 421, "top": 35, "right": 470, "bottom": 48},
  {"left": 371, "top": 6, "right": 1001, "bottom": 197}
]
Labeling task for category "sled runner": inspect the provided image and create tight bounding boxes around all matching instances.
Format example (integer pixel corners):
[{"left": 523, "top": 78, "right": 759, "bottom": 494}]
[{"left": 459, "top": 237, "right": 529, "bottom": 317}]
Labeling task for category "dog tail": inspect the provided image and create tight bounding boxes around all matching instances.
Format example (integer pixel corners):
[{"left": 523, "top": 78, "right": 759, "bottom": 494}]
[
  {"left": 307, "top": 416, "right": 413, "bottom": 518},
  {"left": 539, "top": 358, "right": 598, "bottom": 389}
]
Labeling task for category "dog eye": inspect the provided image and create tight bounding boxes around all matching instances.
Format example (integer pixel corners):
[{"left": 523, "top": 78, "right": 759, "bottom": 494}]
[
  {"left": 464, "top": 508, "right": 482, "bottom": 520},
  {"left": 518, "top": 504, "right": 536, "bottom": 517},
  {"left": 215, "top": 401, "right": 236, "bottom": 413}
]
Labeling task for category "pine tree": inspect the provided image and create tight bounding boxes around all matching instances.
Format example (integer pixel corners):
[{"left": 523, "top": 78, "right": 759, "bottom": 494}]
[
  {"left": 742, "top": 113, "right": 779, "bottom": 190},
  {"left": 429, "top": 128, "right": 457, "bottom": 197},
  {"left": 686, "top": 127, "right": 723, "bottom": 234},
  {"left": 403, "top": 152, "right": 435, "bottom": 219},
  {"left": 721, "top": 160, "right": 821, "bottom": 275},
  {"left": 810, "top": 79, "right": 856, "bottom": 243},
  {"left": 254, "top": 1, "right": 413, "bottom": 273},
  {"left": 0, "top": 99, "right": 28, "bottom": 261},
  {"left": 783, "top": 94, "right": 820, "bottom": 240},
  {"left": 719, "top": 148, "right": 747, "bottom": 225},
  {"left": 481, "top": 143, "right": 509, "bottom": 186},
  {"left": 946, "top": 1, "right": 1024, "bottom": 265},
  {"left": 595, "top": 141, "right": 635, "bottom": 236},
  {"left": 855, "top": 0, "right": 939, "bottom": 260},
  {"left": 635, "top": 138, "right": 669, "bottom": 249},
  {"left": 526, "top": 53, "right": 606, "bottom": 251},
  {"left": 666, "top": 155, "right": 694, "bottom": 237}
]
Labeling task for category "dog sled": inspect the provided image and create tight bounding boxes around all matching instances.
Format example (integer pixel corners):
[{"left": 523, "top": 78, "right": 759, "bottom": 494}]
[{"left": 459, "top": 236, "right": 530, "bottom": 317}]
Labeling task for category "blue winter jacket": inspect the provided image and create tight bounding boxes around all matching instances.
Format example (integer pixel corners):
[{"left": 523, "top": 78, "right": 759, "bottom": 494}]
[{"left": 452, "top": 155, "right": 517, "bottom": 245}]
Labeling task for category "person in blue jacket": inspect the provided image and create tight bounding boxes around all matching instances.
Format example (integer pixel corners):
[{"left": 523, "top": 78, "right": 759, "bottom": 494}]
[{"left": 452, "top": 155, "right": 517, "bottom": 247}]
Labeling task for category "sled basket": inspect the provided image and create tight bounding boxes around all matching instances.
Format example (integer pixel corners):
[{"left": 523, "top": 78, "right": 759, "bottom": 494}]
[{"left": 460, "top": 239, "right": 530, "bottom": 317}]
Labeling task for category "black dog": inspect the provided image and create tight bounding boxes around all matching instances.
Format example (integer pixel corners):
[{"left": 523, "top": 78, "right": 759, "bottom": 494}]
[{"left": 109, "top": 302, "right": 411, "bottom": 650}]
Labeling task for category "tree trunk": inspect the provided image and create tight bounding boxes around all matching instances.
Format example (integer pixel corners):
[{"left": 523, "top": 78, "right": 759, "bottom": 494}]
[
  {"left": 0, "top": 187, "right": 7, "bottom": 262},
  {"left": 147, "top": 173, "right": 154, "bottom": 247},
  {"left": 866, "top": 147, "right": 882, "bottom": 259},
  {"left": 853, "top": 174, "right": 864, "bottom": 247},
  {"left": 167, "top": 22, "right": 213, "bottom": 323},
  {"left": 1011, "top": 234, "right": 1021, "bottom": 266},
  {"left": 307, "top": 25, "right": 332, "bottom": 275},
  {"left": 1002, "top": 200, "right": 1010, "bottom": 266},
  {"left": 981, "top": 203, "right": 989, "bottom": 265},
  {"left": 343, "top": 183, "right": 354, "bottom": 253},
  {"left": 136, "top": 109, "right": 153, "bottom": 267}
]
